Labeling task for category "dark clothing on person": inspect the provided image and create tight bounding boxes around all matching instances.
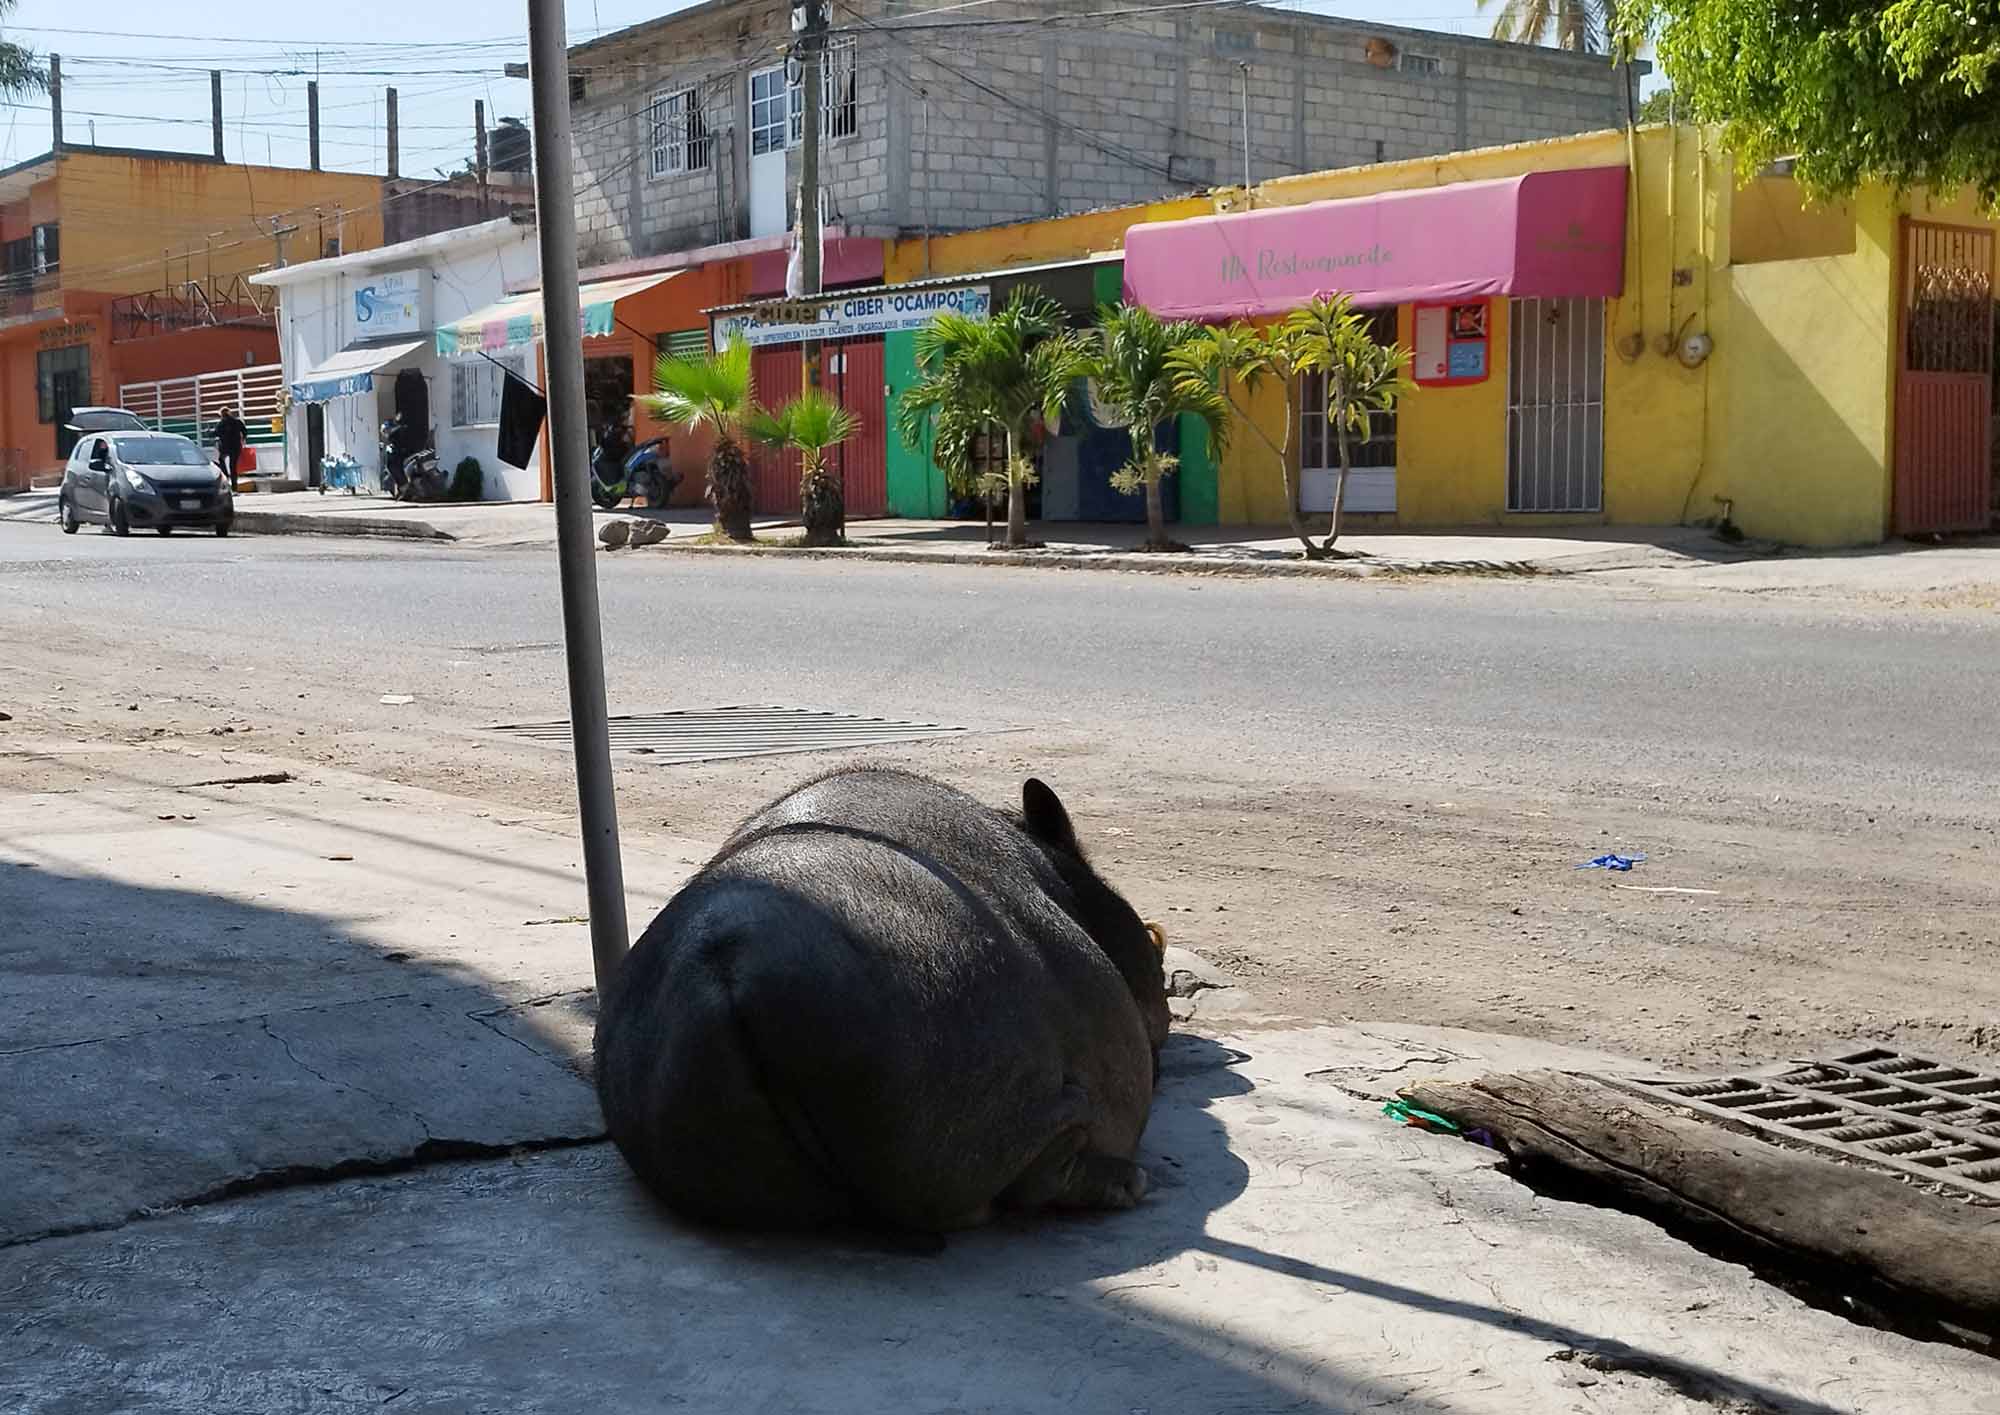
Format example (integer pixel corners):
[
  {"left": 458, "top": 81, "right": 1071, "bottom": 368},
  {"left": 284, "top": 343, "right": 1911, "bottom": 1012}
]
[{"left": 213, "top": 414, "right": 247, "bottom": 455}]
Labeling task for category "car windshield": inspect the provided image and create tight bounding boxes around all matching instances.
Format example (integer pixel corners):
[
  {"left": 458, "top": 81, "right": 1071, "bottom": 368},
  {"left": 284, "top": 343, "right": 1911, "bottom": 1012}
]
[
  {"left": 114, "top": 436, "right": 210, "bottom": 467},
  {"left": 72, "top": 410, "right": 146, "bottom": 432}
]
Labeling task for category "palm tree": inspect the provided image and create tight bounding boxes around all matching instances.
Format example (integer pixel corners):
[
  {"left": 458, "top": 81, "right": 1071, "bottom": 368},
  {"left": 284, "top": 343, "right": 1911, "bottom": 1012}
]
[
  {"left": 1281, "top": 295, "right": 1411, "bottom": 556},
  {"left": 747, "top": 389, "right": 857, "bottom": 547},
  {"left": 1478, "top": 0, "right": 1615, "bottom": 53},
  {"left": 895, "top": 287, "right": 1090, "bottom": 548},
  {"left": 0, "top": 1, "right": 47, "bottom": 102},
  {"left": 642, "top": 336, "right": 755, "bottom": 542},
  {"left": 1171, "top": 322, "right": 1320, "bottom": 560},
  {"left": 1089, "top": 303, "right": 1230, "bottom": 552}
]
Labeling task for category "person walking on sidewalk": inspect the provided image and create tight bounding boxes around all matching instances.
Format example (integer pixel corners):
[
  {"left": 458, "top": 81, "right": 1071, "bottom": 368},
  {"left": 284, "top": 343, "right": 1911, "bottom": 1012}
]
[{"left": 212, "top": 407, "right": 248, "bottom": 483}]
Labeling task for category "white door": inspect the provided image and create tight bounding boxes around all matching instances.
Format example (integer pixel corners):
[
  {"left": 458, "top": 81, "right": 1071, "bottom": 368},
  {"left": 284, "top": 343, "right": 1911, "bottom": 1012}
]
[
  {"left": 748, "top": 66, "right": 789, "bottom": 238},
  {"left": 1299, "top": 306, "right": 1401, "bottom": 513}
]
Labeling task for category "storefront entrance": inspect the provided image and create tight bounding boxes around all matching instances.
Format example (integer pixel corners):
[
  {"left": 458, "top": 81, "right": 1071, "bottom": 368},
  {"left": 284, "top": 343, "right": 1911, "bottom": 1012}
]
[
  {"left": 1506, "top": 296, "right": 1606, "bottom": 514},
  {"left": 1300, "top": 307, "right": 1399, "bottom": 514},
  {"left": 1893, "top": 220, "right": 1995, "bottom": 535},
  {"left": 746, "top": 339, "right": 887, "bottom": 518}
]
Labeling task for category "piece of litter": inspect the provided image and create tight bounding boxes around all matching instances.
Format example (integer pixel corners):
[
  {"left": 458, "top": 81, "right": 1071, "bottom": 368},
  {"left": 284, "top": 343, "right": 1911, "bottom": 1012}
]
[
  {"left": 523, "top": 916, "right": 589, "bottom": 926},
  {"left": 1382, "top": 1098, "right": 1461, "bottom": 1134},
  {"left": 1615, "top": 884, "right": 1719, "bottom": 896},
  {"left": 379, "top": 694, "right": 415, "bottom": 705},
  {"left": 326, "top": 854, "right": 354, "bottom": 862},
  {"left": 1103, "top": 826, "right": 1130, "bottom": 836},
  {"left": 1577, "top": 852, "right": 1646, "bottom": 872}
]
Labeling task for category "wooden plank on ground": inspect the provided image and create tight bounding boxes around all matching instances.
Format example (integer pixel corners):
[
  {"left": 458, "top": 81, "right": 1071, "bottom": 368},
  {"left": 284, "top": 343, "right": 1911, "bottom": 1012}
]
[{"left": 1405, "top": 1070, "right": 2000, "bottom": 1342}]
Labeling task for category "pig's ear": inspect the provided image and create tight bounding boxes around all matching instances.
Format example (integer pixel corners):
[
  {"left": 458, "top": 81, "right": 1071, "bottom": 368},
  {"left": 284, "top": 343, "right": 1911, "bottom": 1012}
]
[{"left": 1022, "top": 778, "right": 1081, "bottom": 854}]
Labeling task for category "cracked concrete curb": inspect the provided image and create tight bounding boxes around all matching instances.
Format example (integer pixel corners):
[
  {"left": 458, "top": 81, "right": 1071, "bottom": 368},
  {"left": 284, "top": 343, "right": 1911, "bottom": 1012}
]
[
  {"left": 652, "top": 539, "right": 1563, "bottom": 581},
  {"left": 232, "top": 510, "right": 455, "bottom": 542}
]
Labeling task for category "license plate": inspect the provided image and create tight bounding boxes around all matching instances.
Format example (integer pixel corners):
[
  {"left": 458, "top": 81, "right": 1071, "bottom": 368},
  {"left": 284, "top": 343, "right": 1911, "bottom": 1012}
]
[{"left": 178, "top": 498, "right": 201, "bottom": 510}]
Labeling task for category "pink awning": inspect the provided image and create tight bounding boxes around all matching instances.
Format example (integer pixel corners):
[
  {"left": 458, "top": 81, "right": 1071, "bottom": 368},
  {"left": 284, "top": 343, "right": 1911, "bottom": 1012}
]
[{"left": 1122, "top": 166, "right": 1628, "bottom": 321}]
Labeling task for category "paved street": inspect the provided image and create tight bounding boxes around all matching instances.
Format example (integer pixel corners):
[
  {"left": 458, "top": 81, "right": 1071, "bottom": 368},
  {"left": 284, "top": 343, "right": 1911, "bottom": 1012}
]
[{"left": 4, "top": 521, "right": 1999, "bottom": 1068}]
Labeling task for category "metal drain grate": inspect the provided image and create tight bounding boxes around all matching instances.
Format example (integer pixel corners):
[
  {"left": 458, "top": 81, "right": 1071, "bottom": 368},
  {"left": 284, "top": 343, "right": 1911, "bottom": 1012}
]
[
  {"left": 1607, "top": 1049, "right": 2000, "bottom": 1201},
  {"left": 488, "top": 705, "right": 977, "bottom": 766}
]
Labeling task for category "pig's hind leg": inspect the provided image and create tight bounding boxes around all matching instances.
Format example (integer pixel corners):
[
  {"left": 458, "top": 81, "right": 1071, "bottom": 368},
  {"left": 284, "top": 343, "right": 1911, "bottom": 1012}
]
[{"left": 996, "top": 1082, "right": 1151, "bottom": 1214}]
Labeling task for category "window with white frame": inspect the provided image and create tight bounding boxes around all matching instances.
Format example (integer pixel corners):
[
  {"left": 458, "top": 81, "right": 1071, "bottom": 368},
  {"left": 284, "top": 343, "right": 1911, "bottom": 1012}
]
[
  {"left": 1300, "top": 306, "right": 1400, "bottom": 472},
  {"left": 451, "top": 351, "right": 528, "bottom": 428},
  {"left": 648, "top": 88, "right": 711, "bottom": 178},
  {"left": 749, "top": 66, "right": 789, "bottom": 156},
  {"left": 787, "top": 38, "right": 858, "bottom": 145},
  {"left": 1399, "top": 51, "right": 1443, "bottom": 76}
]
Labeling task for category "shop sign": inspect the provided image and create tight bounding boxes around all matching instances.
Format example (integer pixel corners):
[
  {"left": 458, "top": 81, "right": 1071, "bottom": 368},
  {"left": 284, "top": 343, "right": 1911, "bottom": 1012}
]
[
  {"left": 38, "top": 318, "right": 94, "bottom": 348},
  {"left": 1412, "top": 299, "right": 1490, "bottom": 386},
  {"left": 713, "top": 285, "right": 990, "bottom": 348},
  {"left": 353, "top": 268, "right": 426, "bottom": 338}
]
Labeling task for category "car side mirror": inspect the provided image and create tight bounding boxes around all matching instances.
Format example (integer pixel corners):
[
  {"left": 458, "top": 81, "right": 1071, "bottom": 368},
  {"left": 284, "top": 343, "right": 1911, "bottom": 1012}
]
[{"left": 89, "top": 455, "right": 109, "bottom": 472}]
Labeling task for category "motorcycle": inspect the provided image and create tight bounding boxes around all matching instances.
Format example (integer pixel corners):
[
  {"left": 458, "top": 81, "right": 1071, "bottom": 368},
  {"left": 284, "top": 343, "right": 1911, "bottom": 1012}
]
[
  {"left": 591, "top": 435, "right": 679, "bottom": 510},
  {"left": 380, "top": 415, "right": 447, "bottom": 502}
]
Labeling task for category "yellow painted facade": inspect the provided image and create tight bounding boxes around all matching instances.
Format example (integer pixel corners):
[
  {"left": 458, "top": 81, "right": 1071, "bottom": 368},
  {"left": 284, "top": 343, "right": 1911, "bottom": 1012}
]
[
  {"left": 883, "top": 126, "right": 2000, "bottom": 547},
  {"left": 54, "top": 151, "right": 383, "bottom": 301}
]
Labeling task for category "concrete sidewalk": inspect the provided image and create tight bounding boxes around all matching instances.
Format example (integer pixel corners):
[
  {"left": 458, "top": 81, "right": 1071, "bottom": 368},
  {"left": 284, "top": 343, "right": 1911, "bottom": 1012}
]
[{"left": 1, "top": 735, "right": 1989, "bottom": 1411}]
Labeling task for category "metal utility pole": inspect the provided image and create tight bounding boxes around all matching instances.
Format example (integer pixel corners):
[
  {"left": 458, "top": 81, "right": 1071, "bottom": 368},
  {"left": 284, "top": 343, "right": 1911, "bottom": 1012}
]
[
  {"left": 797, "top": 0, "right": 826, "bottom": 385},
  {"left": 211, "top": 70, "right": 225, "bottom": 161},
  {"left": 1238, "top": 63, "right": 1252, "bottom": 203},
  {"left": 307, "top": 81, "right": 322, "bottom": 171},
  {"left": 48, "top": 55, "right": 61, "bottom": 150},
  {"left": 475, "top": 100, "right": 490, "bottom": 217},
  {"left": 525, "top": 0, "right": 630, "bottom": 996},
  {"left": 385, "top": 87, "right": 399, "bottom": 180}
]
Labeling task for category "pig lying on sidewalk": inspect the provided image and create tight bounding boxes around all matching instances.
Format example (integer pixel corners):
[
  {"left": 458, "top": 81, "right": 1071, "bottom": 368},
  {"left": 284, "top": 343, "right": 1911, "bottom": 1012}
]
[{"left": 594, "top": 767, "right": 1169, "bottom": 1236}]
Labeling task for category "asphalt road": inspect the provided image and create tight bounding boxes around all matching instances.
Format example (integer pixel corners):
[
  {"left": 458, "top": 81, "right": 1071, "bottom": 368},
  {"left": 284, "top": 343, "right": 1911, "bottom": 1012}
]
[{"left": 6, "top": 521, "right": 1999, "bottom": 1066}]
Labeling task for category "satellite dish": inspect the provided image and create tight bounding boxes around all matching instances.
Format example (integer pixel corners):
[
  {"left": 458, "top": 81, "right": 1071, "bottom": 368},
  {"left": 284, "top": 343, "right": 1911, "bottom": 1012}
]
[{"left": 1084, "top": 377, "right": 1130, "bottom": 429}]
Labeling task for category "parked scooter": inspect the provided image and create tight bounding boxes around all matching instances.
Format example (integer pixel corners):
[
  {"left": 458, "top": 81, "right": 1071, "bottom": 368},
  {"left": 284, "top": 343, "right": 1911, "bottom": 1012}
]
[
  {"left": 379, "top": 413, "right": 447, "bottom": 502},
  {"left": 591, "top": 432, "right": 678, "bottom": 510}
]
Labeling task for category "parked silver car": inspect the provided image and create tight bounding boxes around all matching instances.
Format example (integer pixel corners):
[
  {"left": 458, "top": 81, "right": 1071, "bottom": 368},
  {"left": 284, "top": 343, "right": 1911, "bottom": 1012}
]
[{"left": 58, "top": 431, "right": 234, "bottom": 537}]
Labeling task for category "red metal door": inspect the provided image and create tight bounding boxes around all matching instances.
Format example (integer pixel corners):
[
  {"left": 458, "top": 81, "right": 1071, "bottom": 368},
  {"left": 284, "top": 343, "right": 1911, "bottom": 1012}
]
[
  {"left": 749, "top": 344, "right": 802, "bottom": 516},
  {"left": 827, "top": 337, "right": 887, "bottom": 518},
  {"left": 1895, "top": 220, "right": 1995, "bottom": 534}
]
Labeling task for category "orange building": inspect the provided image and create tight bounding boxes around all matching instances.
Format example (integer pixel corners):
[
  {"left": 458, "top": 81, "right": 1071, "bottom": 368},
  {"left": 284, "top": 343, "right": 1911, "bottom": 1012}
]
[{"left": 0, "top": 145, "right": 383, "bottom": 486}]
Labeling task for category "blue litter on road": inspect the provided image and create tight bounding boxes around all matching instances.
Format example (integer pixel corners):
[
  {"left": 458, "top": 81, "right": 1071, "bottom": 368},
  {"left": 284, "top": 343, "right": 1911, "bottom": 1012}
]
[{"left": 1578, "top": 852, "right": 1646, "bottom": 872}]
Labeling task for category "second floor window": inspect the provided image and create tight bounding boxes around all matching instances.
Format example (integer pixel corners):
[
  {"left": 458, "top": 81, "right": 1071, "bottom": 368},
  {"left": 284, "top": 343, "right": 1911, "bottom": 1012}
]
[
  {"left": 649, "top": 88, "right": 711, "bottom": 178},
  {"left": 789, "top": 38, "right": 858, "bottom": 145}
]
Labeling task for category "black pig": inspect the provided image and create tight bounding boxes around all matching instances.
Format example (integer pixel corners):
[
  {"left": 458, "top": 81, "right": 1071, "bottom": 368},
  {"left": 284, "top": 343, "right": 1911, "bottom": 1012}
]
[{"left": 593, "top": 767, "right": 1169, "bottom": 1235}]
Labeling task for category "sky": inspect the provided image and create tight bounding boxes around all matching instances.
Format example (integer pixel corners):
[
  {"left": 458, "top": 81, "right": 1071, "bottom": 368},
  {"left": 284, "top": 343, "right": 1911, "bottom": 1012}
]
[{"left": 0, "top": 1, "right": 1627, "bottom": 175}]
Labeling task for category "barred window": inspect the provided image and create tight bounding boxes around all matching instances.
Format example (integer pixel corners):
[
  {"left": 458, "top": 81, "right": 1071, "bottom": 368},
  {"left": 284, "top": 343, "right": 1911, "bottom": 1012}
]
[
  {"left": 649, "top": 88, "right": 711, "bottom": 178},
  {"left": 451, "top": 352, "right": 528, "bottom": 428},
  {"left": 788, "top": 38, "right": 858, "bottom": 145}
]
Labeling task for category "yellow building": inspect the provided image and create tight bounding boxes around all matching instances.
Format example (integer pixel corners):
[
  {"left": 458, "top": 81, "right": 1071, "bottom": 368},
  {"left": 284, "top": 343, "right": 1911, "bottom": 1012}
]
[
  {"left": 0, "top": 145, "right": 383, "bottom": 482},
  {"left": 885, "top": 126, "right": 1999, "bottom": 547}
]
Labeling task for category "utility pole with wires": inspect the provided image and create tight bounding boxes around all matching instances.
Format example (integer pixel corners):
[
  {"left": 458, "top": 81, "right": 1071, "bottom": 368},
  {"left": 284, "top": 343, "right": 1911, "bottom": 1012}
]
[
  {"left": 796, "top": 0, "right": 827, "bottom": 381},
  {"left": 524, "top": 0, "right": 630, "bottom": 998}
]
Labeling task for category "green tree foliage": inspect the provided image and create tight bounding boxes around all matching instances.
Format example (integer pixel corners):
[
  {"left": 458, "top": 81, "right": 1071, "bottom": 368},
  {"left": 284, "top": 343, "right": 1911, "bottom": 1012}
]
[
  {"left": 1636, "top": 86, "right": 1678, "bottom": 123},
  {"left": 643, "top": 336, "right": 757, "bottom": 541},
  {"left": 748, "top": 389, "right": 858, "bottom": 546},
  {"left": 1617, "top": 1, "right": 2000, "bottom": 210},
  {"left": 0, "top": 0, "right": 47, "bottom": 102},
  {"left": 895, "top": 287, "right": 1089, "bottom": 548},
  {"left": 1282, "top": 296, "right": 1411, "bottom": 555},
  {"left": 1479, "top": 0, "right": 1617, "bottom": 53},
  {"left": 1089, "top": 304, "right": 1230, "bottom": 551},
  {"left": 1171, "top": 322, "right": 1319, "bottom": 559}
]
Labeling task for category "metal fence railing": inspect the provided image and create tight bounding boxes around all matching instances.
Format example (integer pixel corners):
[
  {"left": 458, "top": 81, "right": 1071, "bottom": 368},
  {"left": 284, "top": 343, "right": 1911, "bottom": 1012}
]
[{"left": 119, "top": 365, "right": 286, "bottom": 471}]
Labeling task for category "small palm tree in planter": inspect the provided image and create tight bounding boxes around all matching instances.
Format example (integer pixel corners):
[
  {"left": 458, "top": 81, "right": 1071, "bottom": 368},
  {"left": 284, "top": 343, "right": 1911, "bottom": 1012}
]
[
  {"left": 747, "top": 390, "right": 858, "bottom": 547},
  {"left": 1089, "top": 303, "right": 1231, "bottom": 552},
  {"left": 1171, "top": 321, "right": 1322, "bottom": 560},
  {"left": 641, "top": 336, "right": 756, "bottom": 542},
  {"left": 1282, "top": 295, "right": 1411, "bottom": 557},
  {"left": 896, "top": 288, "right": 1091, "bottom": 549}
]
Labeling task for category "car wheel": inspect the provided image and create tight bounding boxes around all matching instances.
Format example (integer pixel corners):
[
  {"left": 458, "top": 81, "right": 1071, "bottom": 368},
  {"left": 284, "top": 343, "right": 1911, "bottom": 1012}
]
[
  {"left": 215, "top": 517, "right": 232, "bottom": 538},
  {"left": 110, "top": 497, "right": 130, "bottom": 537},
  {"left": 59, "top": 494, "right": 78, "bottom": 534},
  {"left": 157, "top": 526, "right": 175, "bottom": 536}
]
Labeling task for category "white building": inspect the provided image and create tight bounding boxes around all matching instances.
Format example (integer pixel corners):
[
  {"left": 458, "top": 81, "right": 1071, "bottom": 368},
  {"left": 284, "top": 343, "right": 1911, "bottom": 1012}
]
[{"left": 250, "top": 216, "right": 546, "bottom": 500}]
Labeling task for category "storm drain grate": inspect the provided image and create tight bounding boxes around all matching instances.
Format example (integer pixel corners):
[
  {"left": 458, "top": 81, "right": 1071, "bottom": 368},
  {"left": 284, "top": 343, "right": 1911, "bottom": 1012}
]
[
  {"left": 1606, "top": 1049, "right": 2000, "bottom": 1201},
  {"left": 488, "top": 705, "right": 978, "bottom": 766}
]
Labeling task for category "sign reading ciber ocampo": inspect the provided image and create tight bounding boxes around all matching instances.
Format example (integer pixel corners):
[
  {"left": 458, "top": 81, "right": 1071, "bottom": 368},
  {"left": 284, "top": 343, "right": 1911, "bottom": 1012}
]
[{"left": 713, "top": 285, "right": 991, "bottom": 347}]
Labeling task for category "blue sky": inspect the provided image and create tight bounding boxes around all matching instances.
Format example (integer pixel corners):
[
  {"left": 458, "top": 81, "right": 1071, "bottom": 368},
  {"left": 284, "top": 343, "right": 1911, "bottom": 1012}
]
[{"left": 0, "top": 2, "right": 1619, "bottom": 174}]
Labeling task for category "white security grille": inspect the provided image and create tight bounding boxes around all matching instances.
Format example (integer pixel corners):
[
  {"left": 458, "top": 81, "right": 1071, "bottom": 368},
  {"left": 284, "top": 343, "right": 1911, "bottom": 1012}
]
[
  {"left": 119, "top": 365, "right": 285, "bottom": 455},
  {"left": 1506, "top": 296, "right": 1605, "bottom": 513}
]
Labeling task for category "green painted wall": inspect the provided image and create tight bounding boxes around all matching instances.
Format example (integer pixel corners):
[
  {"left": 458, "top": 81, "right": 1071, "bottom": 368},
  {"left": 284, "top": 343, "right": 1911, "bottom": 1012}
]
[
  {"left": 1176, "top": 416, "right": 1217, "bottom": 526},
  {"left": 1092, "top": 261, "right": 1123, "bottom": 308},
  {"left": 883, "top": 329, "right": 945, "bottom": 517}
]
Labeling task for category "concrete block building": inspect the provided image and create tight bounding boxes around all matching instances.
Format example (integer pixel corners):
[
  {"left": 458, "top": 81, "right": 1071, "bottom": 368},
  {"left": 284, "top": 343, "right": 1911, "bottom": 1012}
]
[{"left": 567, "top": 0, "right": 1639, "bottom": 266}]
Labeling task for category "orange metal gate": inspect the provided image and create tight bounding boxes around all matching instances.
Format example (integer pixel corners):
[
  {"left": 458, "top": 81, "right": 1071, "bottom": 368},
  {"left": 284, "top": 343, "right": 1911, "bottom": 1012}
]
[
  {"left": 1894, "top": 220, "right": 1995, "bottom": 534},
  {"left": 746, "top": 338, "right": 886, "bottom": 518}
]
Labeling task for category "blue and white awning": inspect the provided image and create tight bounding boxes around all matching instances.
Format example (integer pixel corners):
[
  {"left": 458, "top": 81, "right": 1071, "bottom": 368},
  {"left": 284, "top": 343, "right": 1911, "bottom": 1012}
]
[{"left": 289, "top": 338, "right": 426, "bottom": 404}]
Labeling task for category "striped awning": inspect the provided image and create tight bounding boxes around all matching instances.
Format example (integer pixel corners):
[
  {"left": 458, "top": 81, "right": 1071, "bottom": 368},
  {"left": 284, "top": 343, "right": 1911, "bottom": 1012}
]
[
  {"left": 290, "top": 339, "right": 425, "bottom": 404},
  {"left": 434, "top": 271, "right": 680, "bottom": 355}
]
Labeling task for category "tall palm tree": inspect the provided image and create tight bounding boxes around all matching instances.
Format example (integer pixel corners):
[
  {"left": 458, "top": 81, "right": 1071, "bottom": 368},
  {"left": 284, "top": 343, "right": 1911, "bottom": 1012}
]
[
  {"left": 1282, "top": 295, "right": 1410, "bottom": 556},
  {"left": 0, "top": 0, "right": 47, "bottom": 102},
  {"left": 747, "top": 389, "right": 857, "bottom": 547},
  {"left": 1089, "top": 303, "right": 1230, "bottom": 552},
  {"left": 1478, "top": 0, "right": 1615, "bottom": 54},
  {"left": 642, "top": 336, "right": 756, "bottom": 542},
  {"left": 896, "top": 287, "right": 1090, "bottom": 548},
  {"left": 1171, "top": 321, "right": 1319, "bottom": 560}
]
